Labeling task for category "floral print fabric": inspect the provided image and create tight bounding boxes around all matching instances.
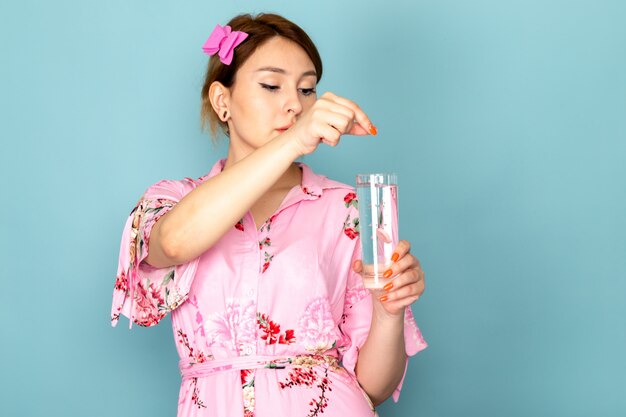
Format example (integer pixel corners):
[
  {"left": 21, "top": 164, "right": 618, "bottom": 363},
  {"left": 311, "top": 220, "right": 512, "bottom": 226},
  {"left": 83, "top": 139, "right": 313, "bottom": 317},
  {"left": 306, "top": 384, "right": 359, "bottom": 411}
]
[{"left": 111, "top": 159, "right": 427, "bottom": 417}]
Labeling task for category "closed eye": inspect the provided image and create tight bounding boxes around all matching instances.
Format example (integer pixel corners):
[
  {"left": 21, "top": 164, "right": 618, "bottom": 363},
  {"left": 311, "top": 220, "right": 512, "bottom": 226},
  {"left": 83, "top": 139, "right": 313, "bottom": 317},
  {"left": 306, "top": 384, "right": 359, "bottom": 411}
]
[
  {"left": 260, "top": 83, "right": 279, "bottom": 91},
  {"left": 299, "top": 88, "right": 316, "bottom": 96}
]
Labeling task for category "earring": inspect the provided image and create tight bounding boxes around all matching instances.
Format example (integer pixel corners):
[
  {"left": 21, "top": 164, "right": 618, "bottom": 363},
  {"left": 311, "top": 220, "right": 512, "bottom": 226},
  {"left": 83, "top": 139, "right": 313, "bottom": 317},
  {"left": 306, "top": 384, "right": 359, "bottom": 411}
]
[{"left": 220, "top": 110, "right": 229, "bottom": 122}]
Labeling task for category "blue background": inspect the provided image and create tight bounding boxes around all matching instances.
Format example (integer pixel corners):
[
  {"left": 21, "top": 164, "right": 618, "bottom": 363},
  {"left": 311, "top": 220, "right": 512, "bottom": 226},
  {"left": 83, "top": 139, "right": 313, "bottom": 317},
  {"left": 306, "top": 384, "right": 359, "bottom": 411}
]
[{"left": 1, "top": 0, "right": 625, "bottom": 416}]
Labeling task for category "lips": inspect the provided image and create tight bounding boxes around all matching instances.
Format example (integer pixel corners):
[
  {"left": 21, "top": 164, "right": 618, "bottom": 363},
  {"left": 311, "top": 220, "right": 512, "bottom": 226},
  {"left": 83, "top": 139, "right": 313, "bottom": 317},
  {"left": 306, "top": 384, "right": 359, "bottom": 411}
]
[{"left": 276, "top": 124, "right": 293, "bottom": 133}]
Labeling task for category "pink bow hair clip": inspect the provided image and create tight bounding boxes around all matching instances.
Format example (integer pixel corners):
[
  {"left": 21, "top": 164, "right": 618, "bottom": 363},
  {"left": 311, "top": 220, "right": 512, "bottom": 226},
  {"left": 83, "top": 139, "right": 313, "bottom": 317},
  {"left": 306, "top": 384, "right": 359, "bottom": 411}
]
[{"left": 202, "top": 24, "right": 248, "bottom": 65}]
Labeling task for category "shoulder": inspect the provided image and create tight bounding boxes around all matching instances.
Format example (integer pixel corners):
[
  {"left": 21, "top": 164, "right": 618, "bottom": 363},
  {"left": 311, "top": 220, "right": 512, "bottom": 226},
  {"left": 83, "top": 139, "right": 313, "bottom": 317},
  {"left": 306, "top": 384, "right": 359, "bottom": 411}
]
[
  {"left": 141, "top": 176, "right": 201, "bottom": 203},
  {"left": 299, "top": 162, "right": 356, "bottom": 203},
  {"left": 317, "top": 177, "right": 357, "bottom": 207},
  {"left": 298, "top": 162, "right": 359, "bottom": 218},
  {"left": 320, "top": 177, "right": 354, "bottom": 194},
  {"left": 140, "top": 159, "right": 225, "bottom": 202},
  {"left": 313, "top": 178, "right": 362, "bottom": 246},
  {"left": 312, "top": 176, "right": 360, "bottom": 239}
]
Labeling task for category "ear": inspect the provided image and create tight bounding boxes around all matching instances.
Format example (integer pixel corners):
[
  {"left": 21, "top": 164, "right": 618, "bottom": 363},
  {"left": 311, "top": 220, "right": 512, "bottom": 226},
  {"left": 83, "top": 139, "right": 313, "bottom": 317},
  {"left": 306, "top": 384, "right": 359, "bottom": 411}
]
[{"left": 208, "top": 81, "right": 231, "bottom": 120}]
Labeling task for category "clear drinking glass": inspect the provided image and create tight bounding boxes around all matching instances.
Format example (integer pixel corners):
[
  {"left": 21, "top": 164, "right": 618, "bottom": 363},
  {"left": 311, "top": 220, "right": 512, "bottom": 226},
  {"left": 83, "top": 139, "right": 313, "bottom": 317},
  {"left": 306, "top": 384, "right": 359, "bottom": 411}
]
[{"left": 356, "top": 173, "right": 399, "bottom": 289}]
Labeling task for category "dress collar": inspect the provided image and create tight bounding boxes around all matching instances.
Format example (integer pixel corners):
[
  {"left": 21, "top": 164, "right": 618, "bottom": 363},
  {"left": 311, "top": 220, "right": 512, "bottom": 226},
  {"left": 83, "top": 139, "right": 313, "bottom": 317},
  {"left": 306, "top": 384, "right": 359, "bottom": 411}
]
[{"left": 199, "top": 158, "right": 352, "bottom": 202}]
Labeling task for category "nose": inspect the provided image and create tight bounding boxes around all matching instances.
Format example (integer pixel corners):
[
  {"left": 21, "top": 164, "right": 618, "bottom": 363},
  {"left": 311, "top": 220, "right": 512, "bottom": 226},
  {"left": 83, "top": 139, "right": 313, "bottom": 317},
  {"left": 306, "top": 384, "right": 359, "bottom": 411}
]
[{"left": 284, "top": 89, "right": 303, "bottom": 116}]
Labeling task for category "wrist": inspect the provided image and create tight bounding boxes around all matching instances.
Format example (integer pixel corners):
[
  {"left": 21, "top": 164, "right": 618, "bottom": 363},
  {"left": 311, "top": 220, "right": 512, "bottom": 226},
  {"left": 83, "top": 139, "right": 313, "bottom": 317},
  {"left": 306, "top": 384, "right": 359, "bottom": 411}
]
[
  {"left": 372, "top": 299, "right": 405, "bottom": 324},
  {"left": 274, "top": 130, "right": 306, "bottom": 159}
]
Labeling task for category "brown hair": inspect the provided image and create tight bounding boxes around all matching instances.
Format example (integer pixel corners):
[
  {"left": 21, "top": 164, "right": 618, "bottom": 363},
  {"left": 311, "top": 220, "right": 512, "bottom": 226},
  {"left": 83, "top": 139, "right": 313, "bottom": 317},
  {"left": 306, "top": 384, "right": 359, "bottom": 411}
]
[{"left": 200, "top": 13, "right": 323, "bottom": 138}]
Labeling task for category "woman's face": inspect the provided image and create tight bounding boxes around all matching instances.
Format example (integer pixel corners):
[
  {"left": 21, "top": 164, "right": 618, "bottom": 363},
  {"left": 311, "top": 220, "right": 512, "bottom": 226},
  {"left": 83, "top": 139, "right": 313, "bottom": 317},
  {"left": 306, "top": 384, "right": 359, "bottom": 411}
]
[{"left": 225, "top": 36, "right": 318, "bottom": 154}]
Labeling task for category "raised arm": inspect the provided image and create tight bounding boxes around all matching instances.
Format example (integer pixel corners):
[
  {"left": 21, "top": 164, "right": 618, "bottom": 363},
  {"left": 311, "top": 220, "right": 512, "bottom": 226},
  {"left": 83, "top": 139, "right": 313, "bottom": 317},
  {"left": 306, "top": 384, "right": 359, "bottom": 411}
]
[
  {"left": 147, "top": 92, "right": 374, "bottom": 268},
  {"left": 146, "top": 134, "right": 301, "bottom": 267}
]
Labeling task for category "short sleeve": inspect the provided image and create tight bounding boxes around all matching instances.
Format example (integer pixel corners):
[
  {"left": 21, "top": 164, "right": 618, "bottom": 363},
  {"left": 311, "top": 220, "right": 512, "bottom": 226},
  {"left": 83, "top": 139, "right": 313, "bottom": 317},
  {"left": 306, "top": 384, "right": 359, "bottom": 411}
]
[
  {"left": 337, "top": 199, "right": 427, "bottom": 403},
  {"left": 110, "top": 179, "right": 199, "bottom": 328}
]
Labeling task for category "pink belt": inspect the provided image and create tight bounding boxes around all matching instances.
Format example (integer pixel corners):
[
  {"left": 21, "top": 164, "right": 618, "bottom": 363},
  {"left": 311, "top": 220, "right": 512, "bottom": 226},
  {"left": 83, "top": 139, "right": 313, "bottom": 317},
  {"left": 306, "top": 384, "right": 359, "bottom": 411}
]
[{"left": 179, "top": 354, "right": 340, "bottom": 381}]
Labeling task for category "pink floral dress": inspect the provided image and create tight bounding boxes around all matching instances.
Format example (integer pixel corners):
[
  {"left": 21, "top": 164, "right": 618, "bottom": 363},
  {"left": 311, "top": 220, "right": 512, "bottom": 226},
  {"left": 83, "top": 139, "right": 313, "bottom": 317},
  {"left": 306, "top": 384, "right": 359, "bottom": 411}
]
[{"left": 111, "top": 159, "right": 427, "bottom": 417}]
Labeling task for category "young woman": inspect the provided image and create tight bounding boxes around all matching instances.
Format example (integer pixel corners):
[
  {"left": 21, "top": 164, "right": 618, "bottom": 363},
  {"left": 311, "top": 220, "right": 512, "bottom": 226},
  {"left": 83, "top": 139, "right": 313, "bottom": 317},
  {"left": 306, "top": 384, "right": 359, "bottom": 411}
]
[{"left": 111, "top": 13, "right": 427, "bottom": 417}]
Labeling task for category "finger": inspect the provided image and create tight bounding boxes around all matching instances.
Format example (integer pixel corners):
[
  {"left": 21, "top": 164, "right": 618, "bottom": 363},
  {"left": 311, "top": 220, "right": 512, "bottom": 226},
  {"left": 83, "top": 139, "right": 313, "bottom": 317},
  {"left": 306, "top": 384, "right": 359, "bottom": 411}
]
[
  {"left": 313, "top": 108, "right": 349, "bottom": 140},
  {"left": 318, "top": 123, "right": 341, "bottom": 146},
  {"left": 379, "top": 280, "right": 424, "bottom": 304},
  {"left": 390, "top": 240, "right": 412, "bottom": 263},
  {"left": 316, "top": 97, "right": 356, "bottom": 121},
  {"left": 324, "top": 111, "right": 354, "bottom": 135},
  {"left": 321, "top": 92, "right": 376, "bottom": 136},
  {"left": 391, "top": 265, "right": 422, "bottom": 287},
  {"left": 382, "top": 253, "right": 419, "bottom": 282},
  {"left": 382, "top": 265, "right": 423, "bottom": 294},
  {"left": 381, "top": 296, "right": 421, "bottom": 314},
  {"left": 348, "top": 121, "right": 370, "bottom": 136},
  {"left": 315, "top": 100, "right": 363, "bottom": 136}
]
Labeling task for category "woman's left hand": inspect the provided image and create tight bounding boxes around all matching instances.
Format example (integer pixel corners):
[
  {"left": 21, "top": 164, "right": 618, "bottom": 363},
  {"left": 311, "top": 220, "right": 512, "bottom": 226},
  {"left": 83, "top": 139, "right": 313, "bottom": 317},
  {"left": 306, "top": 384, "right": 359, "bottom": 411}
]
[{"left": 352, "top": 240, "right": 425, "bottom": 316}]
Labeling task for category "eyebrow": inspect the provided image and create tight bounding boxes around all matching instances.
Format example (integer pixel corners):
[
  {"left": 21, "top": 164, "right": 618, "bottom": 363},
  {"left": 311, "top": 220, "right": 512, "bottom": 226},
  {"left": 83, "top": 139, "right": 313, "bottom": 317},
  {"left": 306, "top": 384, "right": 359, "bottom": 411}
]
[{"left": 255, "top": 66, "right": 317, "bottom": 78}]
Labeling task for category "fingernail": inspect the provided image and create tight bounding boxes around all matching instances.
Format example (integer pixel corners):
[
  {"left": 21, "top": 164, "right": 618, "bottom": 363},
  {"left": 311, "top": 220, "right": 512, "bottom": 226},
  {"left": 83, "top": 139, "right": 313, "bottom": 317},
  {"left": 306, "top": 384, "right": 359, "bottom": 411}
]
[
  {"left": 383, "top": 269, "right": 393, "bottom": 279},
  {"left": 383, "top": 282, "right": 394, "bottom": 292},
  {"left": 369, "top": 124, "right": 377, "bottom": 136},
  {"left": 391, "top": 252, "right": 399, "bottom": 262},
  {"left": 379, "top": 295, "right": 388, "bottom": 302}
]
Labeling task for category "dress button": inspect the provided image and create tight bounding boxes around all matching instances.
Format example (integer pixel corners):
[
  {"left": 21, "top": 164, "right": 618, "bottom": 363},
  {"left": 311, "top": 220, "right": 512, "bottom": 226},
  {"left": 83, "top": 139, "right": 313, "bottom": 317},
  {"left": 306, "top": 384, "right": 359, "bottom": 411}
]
[
  {"left": 248, "top": 289, "right": 255, "bottom": 297},
  {"left": 244, "top": 346, "right": 253, "bottom": 355}
]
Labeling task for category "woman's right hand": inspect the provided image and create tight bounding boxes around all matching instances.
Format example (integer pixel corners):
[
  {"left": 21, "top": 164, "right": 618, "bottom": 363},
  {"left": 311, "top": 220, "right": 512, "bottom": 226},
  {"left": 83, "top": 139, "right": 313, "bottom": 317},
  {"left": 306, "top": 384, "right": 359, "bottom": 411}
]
[{"left": 286, "top": 91, "right": 377, "bottom": 156}]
